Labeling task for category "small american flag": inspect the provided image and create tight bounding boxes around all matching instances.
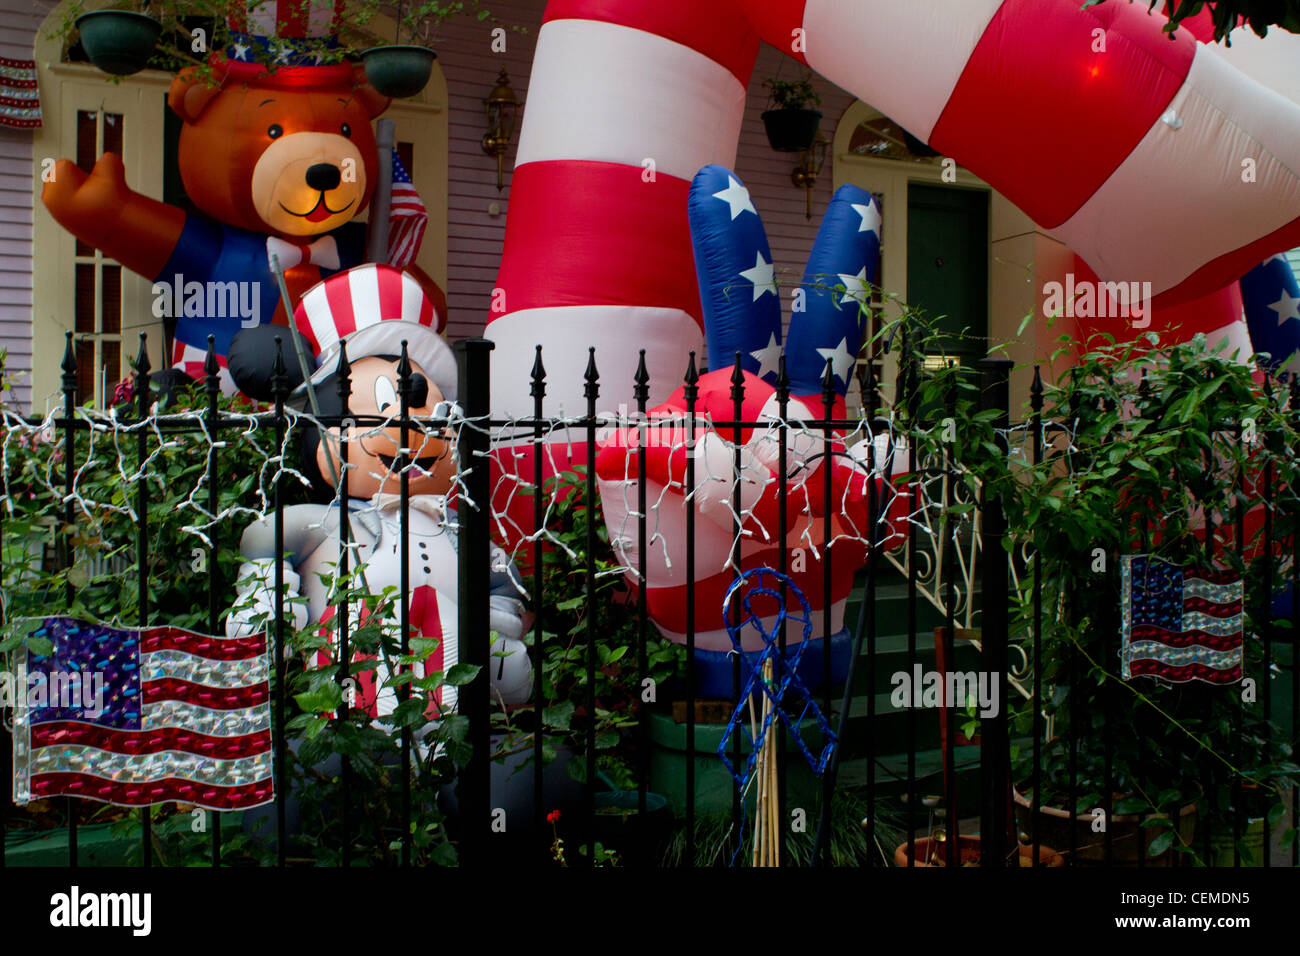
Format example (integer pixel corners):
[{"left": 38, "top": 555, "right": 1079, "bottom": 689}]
[
  {"left": 12, "top": 618, "right": 273, "bottom": 810},
  {"left": 388, "top": 149, "right": 428, "bottom": 269},
  {"left": 1120, "top": 555, "right": 1244, "bottom": 685},
  {"left": 0, "top": 57, "right": 41, "bottom": 130}
]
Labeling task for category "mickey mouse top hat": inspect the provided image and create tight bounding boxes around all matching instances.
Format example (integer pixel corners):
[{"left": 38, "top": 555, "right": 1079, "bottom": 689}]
[{"left": 293, "top": 263, "right": 456, "bottom": 401}]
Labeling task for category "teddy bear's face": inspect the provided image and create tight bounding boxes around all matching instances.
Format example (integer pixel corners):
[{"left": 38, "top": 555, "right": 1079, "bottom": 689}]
[
  {"left": 169, "top": 69, "right": 389, "bottom": 239},
  {"left": 248, "top": 99, "right": 370, "bottom": 237}
]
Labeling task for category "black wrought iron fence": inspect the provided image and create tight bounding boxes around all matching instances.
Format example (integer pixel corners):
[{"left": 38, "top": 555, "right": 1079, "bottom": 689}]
[{"left": 1, "top": 327, "right": 1297, "bottom": 868}]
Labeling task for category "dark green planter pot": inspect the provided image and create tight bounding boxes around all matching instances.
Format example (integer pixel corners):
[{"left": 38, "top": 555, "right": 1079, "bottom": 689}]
[
  {"left": 1210, "top": 818, "right": 1266, "bottom": 867},
  {"left": 761, "top": 108, "right": 822, "bottom": 153},
  {"left": 5, "top": 822, "right": 131, "bottom": 867},
  {"left": 75, "top": 10, "right": 161, "bottom": 77},
  {"left": 592, "top": 789, "right": 673, "bottom": 851},
  {"left": 648, "top": 711, "right": 823, "bottom": 816},
  {"left": 362, "top": 46, "right": 436, "bottom": 99}
]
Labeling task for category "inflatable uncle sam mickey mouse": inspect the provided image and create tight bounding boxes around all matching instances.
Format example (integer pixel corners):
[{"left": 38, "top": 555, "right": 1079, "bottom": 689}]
[{"left": 225, "top": 264, "right": 533, "bottom": 718}]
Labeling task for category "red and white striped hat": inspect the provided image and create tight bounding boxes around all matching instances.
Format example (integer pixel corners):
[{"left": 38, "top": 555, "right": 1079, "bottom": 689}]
[
  {"left": 294, "top": 263, "right": 456, "bottom": 401},
  {"left": 227, "top": 0, "right": 341, "bottom": 39}
]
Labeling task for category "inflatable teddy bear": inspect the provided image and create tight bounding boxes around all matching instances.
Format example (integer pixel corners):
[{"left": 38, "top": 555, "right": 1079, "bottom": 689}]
[
  {"left": 41, "top": 14, "right": 446, "bottom": 393},
  {"left": 225, "top": 264, "right": 532, "bottom": 718}
]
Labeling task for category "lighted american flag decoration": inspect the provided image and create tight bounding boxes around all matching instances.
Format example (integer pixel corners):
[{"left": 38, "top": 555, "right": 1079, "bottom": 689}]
[
  {"left": 387, "top": 150, "right": 428, "bottom": 270},
  {"left": 1120, "top": 556, "right": 1244, "bottom": 685},
  {"left": 11, "top": 618, "right": 273, "bottom": 810}
]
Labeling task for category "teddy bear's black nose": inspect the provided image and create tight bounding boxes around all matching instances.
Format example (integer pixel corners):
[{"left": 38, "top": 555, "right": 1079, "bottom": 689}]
[{"left": 305, "top": 163, "right": 341, "bottom": 191}]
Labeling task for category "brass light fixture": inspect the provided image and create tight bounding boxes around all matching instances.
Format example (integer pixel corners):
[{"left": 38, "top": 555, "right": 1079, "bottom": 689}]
[
  {"left": 481, "top": 68, "right": 520, "bottom": 192},
  {"left": 791, "top": 131, "right": 829, "bottom": 220}
]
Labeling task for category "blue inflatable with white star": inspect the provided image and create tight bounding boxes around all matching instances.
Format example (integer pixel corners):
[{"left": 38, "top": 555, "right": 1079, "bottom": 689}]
[
  {"left": 688, "top": 165, "right": 881, "bottom": 395},
  {"left": 1241, "top": 253, "right": 1300, "bottom": 379}
]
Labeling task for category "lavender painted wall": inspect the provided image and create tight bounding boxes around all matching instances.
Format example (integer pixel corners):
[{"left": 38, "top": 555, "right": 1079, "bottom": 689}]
[{"left": 0, "top": 0, "right": 44, "bottom": 411}]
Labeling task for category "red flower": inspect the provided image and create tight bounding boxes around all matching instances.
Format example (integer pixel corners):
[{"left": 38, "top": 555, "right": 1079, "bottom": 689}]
[
  {"left": 111, "top": 377, "right": 135, "bottom": 409},
  {"left": 546, "top": 809, "right": 561, "bottom": 824}
]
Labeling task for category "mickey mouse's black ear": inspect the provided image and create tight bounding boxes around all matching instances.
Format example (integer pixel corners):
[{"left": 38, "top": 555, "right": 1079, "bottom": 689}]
[{"left": 227, "top": 325, "right": 311, "bottom": 401}]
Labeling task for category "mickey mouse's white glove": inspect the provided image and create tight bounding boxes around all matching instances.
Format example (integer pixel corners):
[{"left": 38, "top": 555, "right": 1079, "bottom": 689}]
[
  {"left": 488, "top": 594, "right": 527, "bottom": 640},
  {"left": 489, "top": 632, "right": 533, "bottom": 705},
  {"left": 226, "top": 558, "right": 309, "bottom": 640}
]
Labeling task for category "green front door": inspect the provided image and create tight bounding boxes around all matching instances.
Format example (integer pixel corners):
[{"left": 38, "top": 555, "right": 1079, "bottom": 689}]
[{"left": 906, "top": 183, "right": 989, "bottom": 363}]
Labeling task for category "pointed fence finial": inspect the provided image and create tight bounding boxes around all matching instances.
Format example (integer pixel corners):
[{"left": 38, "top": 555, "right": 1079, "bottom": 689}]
[
  {"left": 530, "top": 345, "right": 547, "bottom": 402},
  {"left": 203, "top": 334, "right": 219, "bottom": 379},
  {"left": 633, "top": 349, "right": 649, "bottom": 411},
  {"left": 821, "top": 354, "right": 837, "bottom": 411},
  {"left": 133, "top": 332, "right": 151, "bottom": 378},
  {"left": 862, "top": 359, "right": 879, "bottom": 419},
  {"left": 584, "top": 347, "right": 599, "bottom": 409},
  {"left": 730, "top": 351, "right": 745, "bottom": 408},
  {"left": 61, "top": 330, "right": 76, "bottom": 374},
  {"left": 397, "top": 339, "right": 412, "bottom": 383},
  {"left": 61, "top": 330, "right": 78, "bottom": 398},
  {"left": 271, "top": 336, "right": 288, "bottom": 399},
  {"left": 683, "top": 350, "right": 699, "bottom": 403},
  {"left": 334, "top": 340, "right": 351, "bottom": 404}
]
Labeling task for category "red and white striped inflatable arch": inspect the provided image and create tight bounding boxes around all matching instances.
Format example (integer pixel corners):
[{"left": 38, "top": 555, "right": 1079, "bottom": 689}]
[{"left": 488, "top": 0, "right": 1300, "bottom": 422}]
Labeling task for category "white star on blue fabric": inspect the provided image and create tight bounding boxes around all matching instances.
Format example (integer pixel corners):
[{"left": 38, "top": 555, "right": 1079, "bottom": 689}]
[
  {"left": 713, "top": 175, "right": 757, "bottom": 221},
  {"left": 816, "top": 337, "right": 856, "bottom": 384},
  {"left": 1269, "top": 289, "right": 1300, "bottom": 326},
  {"left": 740, "top": 252, "right": 777, "bottom": 302},
  {"left": 749, "top": 332, "right": 782, "bottom": 381},
  {"left": 232, "top": 41, "right": 250, "bottom": 61},
  {"left": 837, "top": 266, "right": 871, "bottom": 308},
  {"left": 852, "top": 202, "right": 881, "bottom": 236}
]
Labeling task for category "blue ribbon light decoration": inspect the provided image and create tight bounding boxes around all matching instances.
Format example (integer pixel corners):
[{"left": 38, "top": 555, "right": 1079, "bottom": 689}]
[{"left": 717, "top": 568, "right": 838, "bottom": 789}]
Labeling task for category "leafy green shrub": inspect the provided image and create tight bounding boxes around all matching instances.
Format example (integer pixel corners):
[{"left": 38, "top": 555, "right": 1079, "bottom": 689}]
[{"left": 891, "top": 316, "right": 1300, "bottom": 863}]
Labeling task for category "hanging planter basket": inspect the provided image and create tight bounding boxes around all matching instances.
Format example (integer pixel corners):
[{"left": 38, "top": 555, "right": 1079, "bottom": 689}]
[
  {"left": 362, "top": 45, "right": 436, "bottom": 99},
  {"left": 761, "top": 108, "right": 822, "bottom": 153},
  {"left": 75, "top": 10, "right": 162, "bottom": 76}
]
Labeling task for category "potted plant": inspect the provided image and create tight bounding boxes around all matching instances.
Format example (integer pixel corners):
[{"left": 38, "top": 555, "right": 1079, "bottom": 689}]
[
  {"left": 70, "top": 3, "right": 163, "bottom": 76},
  {"left": 985, "top": 333, "right": 1299, "bottom": 866},
  {"left": 51, "top": 1, "right": 346, "bottom": 84},
  {"left": 1011, "top": 785, "right": 1200, "bottom": 866},
  {"left": 359, "top": 0, "right": 500, "bottom": 99},
  {"left": 761, "top": 74, "right": 822, "bottom": 152},
  {"left": 886, "top": 314, "right": 1300, "bottom": 868},
  {"left": 53, "top": 2, "right": 515, "bottom": 92},
  {"left": 1205, "top": 778, "right": 1281, "bottom": 866},
  {"left": 360, "top": 42, "right": 438, "bottom": 100}
]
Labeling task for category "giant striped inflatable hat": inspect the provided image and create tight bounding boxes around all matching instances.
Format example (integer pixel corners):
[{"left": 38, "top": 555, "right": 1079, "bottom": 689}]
[
  {"left": 293, "top": 263, "right": 456, "bottom": 401},
  {"left": 219, "top": 0, "right": 346, "bottom": 82}
]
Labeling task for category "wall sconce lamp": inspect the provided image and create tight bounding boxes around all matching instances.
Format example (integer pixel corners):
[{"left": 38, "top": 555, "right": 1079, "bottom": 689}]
[
  {"left": 481, "top": 68, "right": 520, "bottom": 192},
  {"left": 791, "top": 131, "right": 829, "bottom": 220}
]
